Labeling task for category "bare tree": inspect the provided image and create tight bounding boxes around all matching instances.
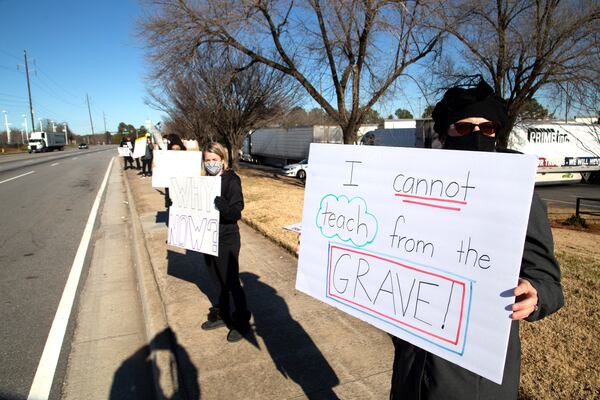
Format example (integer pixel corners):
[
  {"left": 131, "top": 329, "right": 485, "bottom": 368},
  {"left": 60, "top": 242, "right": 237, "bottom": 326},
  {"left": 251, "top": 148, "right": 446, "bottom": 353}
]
[
  {"left": 198, "top": 53, "right": 298, "bottom": 166},
  {"left": 141, "top": 0, "right": 442, "bottom": 144},
  {"left": 146, "top": 74, "right": 209, "bottom": 140},
  {"left": 433, "top": 0, "right": 599, "bottom": 147},
  {"left": 145, "top": 48, "right": 298, "bottom": 167}
]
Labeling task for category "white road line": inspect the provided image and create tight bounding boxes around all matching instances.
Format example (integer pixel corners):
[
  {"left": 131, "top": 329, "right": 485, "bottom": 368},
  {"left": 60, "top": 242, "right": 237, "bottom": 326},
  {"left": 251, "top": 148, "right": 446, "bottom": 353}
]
[
  {"left": 0, "top": 170, "right": 35, "bottom": 185},
  {"left": 50, "top": 163, "right": 59, "bottom": 166},
  {"left": 541, "top": 198, "right": 573, "bottom": 205},
  {"left": 27, "top": 157, "right": 114, "bottom": 400}
]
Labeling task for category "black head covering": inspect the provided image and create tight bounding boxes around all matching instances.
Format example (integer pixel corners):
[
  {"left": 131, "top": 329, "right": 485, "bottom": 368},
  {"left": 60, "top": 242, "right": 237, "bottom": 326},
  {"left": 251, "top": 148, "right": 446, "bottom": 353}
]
[
  {"left": 432, "top": 79, "right": 508, "bottom": 137},
  {"left": 166, "top": 134, "right": 187, "bottom": 150}
]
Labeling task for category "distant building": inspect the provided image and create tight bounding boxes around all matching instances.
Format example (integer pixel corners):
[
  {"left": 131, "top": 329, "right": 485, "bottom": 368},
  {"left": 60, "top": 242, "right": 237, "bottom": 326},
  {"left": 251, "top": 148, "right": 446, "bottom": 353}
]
[
  {"left": 574, "top": 115, "right": 599, "bottom": 125},
  {"left": 383, "top": 119, "right": 417, "bottom": 129}
]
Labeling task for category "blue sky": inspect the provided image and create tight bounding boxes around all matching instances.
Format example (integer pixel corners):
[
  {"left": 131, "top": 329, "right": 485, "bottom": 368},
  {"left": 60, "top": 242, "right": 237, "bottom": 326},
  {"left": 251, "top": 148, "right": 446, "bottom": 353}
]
[
  {"left": 0, "top": 0, "right": 431, "bottom": 137},
  {"left": 0, "top": 0, "right": 164, "bottom": 135}
]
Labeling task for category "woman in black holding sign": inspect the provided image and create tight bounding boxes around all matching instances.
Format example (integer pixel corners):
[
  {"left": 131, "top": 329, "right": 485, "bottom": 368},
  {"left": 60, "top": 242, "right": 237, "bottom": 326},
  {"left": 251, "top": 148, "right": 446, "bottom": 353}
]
[
  {"left": 389, "top": 80, "right": 564, "bottom": 399},
  {"left": 201, "top": 142, "right": 251, "bottom": 342}
]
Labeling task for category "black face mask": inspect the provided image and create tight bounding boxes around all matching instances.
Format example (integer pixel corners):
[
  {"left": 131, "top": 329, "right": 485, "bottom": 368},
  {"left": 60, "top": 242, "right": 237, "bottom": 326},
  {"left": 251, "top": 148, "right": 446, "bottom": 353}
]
[{"left": 444, "top": 133, "right": 496, "bottom": 152}]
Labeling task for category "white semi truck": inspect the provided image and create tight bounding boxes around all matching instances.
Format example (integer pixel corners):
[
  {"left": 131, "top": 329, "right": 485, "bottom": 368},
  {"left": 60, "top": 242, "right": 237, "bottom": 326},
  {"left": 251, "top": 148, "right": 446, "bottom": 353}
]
[
  {"left": 28, "top": 131, "right": 66, "bottom": 153},
  {"left": 507, "top": 122, "right": 600, "bottom": 184}
]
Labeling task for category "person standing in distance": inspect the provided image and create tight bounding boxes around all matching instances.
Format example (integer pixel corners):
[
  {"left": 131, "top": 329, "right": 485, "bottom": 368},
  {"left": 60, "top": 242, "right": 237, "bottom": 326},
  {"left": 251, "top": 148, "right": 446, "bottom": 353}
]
[
  {"left": 141, "top": 135, "right": 154, "bottom": 177},
  {"left": 163, "top": 134, "right": 186, "bottom": 210},
  {"left": 389, "top": 80, "right": 564, "bottom": 399},
  {"left": 120, "top": 137, "right": 134, "bottom": 170},
  {"left": 201, "top": 142, "right": 251, "bottom": 342}
]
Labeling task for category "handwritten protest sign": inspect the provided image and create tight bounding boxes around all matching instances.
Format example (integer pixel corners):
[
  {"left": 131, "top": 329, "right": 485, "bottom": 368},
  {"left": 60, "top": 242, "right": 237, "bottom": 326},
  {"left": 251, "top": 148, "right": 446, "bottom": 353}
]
[
  {"left": 167, "top": 176, "right": 221, "bottom": 256},
  {"left": 296, "top": 143, "right": 537, "bottom": 384},
  {"left": 152, "top": 132, "right": 164, "bottom": 149},
  {"left": 117, "top": 147, "right": 131, "bottom": 157},
  {"left": 152, "top": 150, "right": 203, "bottom": 188},
  {"left": 132, "top": 137, "right": 146, "bottom": 159}
]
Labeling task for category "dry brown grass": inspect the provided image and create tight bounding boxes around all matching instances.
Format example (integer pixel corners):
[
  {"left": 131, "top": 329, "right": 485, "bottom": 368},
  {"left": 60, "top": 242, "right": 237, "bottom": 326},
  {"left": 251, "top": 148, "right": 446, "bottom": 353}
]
[
  {"left": 238, "top": 167, "right": 305, "bottom": 253},
  {"left": 519, "top": 248, "right": 600, "bottom": 399},
  {"left": 238, "top": 166, "right": 600, "bottom": 399}
]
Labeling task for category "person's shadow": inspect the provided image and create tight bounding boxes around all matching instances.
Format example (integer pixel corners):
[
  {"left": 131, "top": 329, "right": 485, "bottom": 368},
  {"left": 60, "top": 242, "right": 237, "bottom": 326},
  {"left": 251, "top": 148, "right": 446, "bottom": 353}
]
[
  {"left": 109, "top": 328, "right": 200, "bottom": 399},
  {"left": 240, "top": 272, "right": 340, "bottom": 399},
  {"left": 166, "top": 249, "right": 219, "bottom": 311},
  {"left": 165, "top": 246, "right": 340, "bottom": 398}
]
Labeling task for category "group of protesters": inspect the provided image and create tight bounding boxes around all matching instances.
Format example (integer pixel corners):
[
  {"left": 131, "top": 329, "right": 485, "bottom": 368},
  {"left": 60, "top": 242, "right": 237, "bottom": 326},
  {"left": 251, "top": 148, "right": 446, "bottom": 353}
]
[
  {"left": 120, "top": 78, "right": 564, "bottom": 399},
  {"left": 119, "top": 135, "right": 154, "bottom": 177}
]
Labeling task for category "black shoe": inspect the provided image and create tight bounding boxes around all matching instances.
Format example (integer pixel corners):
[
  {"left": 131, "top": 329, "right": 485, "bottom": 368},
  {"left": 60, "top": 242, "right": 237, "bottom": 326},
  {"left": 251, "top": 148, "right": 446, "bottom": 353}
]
[
  {"left": 226, "top": 328, "right": 246, "bottom": 342},
  {"left": 201, "top": 318, "right": 225, "bottom": 330}
]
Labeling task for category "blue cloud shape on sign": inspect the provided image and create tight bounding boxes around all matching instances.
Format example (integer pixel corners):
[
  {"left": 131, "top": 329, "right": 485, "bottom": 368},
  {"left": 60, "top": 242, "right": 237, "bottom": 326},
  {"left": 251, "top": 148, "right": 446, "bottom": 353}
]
[{"left": 315, "top": 194, "right": 378, "bottom": 247}]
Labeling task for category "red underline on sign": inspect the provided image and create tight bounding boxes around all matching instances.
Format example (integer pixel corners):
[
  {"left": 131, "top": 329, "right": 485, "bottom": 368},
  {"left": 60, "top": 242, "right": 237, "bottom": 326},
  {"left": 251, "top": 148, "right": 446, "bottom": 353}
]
[
  {"left": 402, "top": 199, "right": 462, "bottom": 211},
  {"left": 394, "top": 193, "right": 467, "bottom": 205}
]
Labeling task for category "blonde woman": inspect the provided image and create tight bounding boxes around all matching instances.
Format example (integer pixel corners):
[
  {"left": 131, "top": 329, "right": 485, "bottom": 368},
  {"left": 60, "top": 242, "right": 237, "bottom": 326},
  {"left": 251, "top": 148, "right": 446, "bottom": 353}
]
[{"left": 201, "top": 142, "right": 251, "bottom": 342}]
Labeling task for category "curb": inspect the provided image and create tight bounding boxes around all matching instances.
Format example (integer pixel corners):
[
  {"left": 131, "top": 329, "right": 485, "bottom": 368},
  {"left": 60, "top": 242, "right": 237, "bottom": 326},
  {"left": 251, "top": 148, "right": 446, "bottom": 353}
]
[{"left": 122, "top": 171, "right": 182, "bottom": 400}]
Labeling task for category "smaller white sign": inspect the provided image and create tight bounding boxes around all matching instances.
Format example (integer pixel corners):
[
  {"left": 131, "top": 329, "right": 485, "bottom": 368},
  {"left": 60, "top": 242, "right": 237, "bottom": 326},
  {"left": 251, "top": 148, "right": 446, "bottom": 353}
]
[
  {"left": 117, "top": 147, "right": 131, "bottom": 157},
  {"left": 167, "top": 176, "right": 221, "bottom": 256},
  {"left": 152, "top": 132, "right": 164, "bottom": 149},
  {"left": 152, "top": 150, "right": 204, "bottom": 188},
  {"left": 284, "top": 222, "right": 302, "bottom": 233},
  {"left": 132, "top": 138, "right": 147, "bottom": 159}
]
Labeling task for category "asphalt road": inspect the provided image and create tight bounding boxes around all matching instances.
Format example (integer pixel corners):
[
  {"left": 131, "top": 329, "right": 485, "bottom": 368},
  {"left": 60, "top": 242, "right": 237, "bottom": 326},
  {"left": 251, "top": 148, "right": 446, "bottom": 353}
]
[
  {"left": 535, "top": 182, "right": 600, "bottom": 210},
  {"left": 0, "top": 147, "right": 115, "bottom": 400}
]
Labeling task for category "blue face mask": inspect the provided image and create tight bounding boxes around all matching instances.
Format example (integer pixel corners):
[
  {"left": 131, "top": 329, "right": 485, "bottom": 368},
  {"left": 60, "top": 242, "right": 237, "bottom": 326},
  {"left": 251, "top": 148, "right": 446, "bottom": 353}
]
[{"left": 204, "top": 161, "right": 223, "bottom": 176}]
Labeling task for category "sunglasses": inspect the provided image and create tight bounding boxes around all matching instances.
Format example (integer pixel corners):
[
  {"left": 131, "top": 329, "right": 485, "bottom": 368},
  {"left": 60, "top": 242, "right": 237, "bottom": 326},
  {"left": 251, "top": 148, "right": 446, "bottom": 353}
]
[{"left": 453, "top": 122, "right": 497, "bottom": 136}]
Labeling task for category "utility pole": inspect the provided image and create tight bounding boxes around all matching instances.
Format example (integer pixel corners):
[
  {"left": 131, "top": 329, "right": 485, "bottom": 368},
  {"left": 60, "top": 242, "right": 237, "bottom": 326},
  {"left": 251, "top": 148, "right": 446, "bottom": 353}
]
[
  {"left": 22, "top": 114, "right": 28, "bottom": 141},
  {"left": 2, "top": 111, "right": 10, "bottom": 143},
  {"left": 103, "top": 111, "right": 107, "bottom": 133},
  {"left": 564, "top": 81, "right": 570, "bottom": 123},
  {"left": 64, "top": 122, "right": 68, "bottom": 145},
  {"left": 23, "top": 50, "right": 35, "bottom": 132},
  {"left": 86, "top": 93, "right": 95, "bottom": 135}
]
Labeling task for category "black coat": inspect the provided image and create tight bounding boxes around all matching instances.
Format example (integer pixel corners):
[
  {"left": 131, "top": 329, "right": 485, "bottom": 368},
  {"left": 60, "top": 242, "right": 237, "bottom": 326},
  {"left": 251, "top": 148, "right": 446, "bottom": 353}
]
[
  {"left": 390, "top": 194, "right": 564, "bottom": 400},
  {"left": 217, "top": 169, "right": 244, "bottom": 225}
]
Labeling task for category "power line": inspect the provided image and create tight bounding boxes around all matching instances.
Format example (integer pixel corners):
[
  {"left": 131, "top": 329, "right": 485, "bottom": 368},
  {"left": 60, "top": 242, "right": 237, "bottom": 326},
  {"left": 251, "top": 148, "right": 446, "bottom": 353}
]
[
  {"left": 0, "top": 64, "right": 20, "bottom": 72},
  {"left": 35, "top": 66, "right": 80, "bottom": 100},
  {"left": 30, "top": 71, "right": 87, "bottom": 108},
  {"left": 30, "top": 78, "right": 83, "bottom": 108},
  {"left": 0, "top": 48, "right": 21, "bottom": 61}
]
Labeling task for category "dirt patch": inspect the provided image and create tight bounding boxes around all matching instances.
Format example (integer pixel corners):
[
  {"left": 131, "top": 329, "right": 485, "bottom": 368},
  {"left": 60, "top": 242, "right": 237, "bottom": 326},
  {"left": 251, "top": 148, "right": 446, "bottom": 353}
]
[
  {"left": 238, "top": 167, "right": 304, "bottom": 254},
  {"left": 519, "top": 245, "right": 600, "bottom": 399}
]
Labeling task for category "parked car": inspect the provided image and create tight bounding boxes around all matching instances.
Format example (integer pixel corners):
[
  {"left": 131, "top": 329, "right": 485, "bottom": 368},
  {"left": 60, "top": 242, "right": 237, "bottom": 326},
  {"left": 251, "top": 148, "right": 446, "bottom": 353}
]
[
  {"left": 282, "top": 159, "right": 308, "bottom": 179},
  {"left": 78, "top": 143, "right": 88, "bottom": 149}
]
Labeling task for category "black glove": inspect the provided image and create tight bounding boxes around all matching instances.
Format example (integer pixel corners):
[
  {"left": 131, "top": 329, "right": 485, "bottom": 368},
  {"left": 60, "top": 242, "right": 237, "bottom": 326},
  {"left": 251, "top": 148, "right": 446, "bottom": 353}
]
[{"left": 214, "top": 196, "right": 227, "bottom": 211}]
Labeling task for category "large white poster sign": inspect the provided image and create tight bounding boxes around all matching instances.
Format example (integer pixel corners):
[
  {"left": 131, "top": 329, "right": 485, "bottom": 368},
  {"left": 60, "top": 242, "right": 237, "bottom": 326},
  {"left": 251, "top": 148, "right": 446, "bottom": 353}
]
[
  {"left": 168, "top": 176, "right": 221, "bottom": 256},
  {"left": 296, "top": 143, "right": 537, "bottom": 384},
  {"left": 132, "top": 137, "right": 146, "bottom": 159},
  {"left": 152, "top": 150, "right": 204, "bottom": 188},
  {"left": 117, "top": 147, "right": 131, "bottom": 157}
]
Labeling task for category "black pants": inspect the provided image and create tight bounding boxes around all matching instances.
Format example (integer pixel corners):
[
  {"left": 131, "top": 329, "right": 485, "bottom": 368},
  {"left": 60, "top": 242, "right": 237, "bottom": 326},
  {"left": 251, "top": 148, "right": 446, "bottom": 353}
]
[
  {"left": 124, "top": 156, "right": 133, "bottom": 169},
  {"left": 142, "top": 158, "right": 152, "bottom": 176},
  {"left": 204, "top": 224, "right": 250, "bottom": 331}
]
